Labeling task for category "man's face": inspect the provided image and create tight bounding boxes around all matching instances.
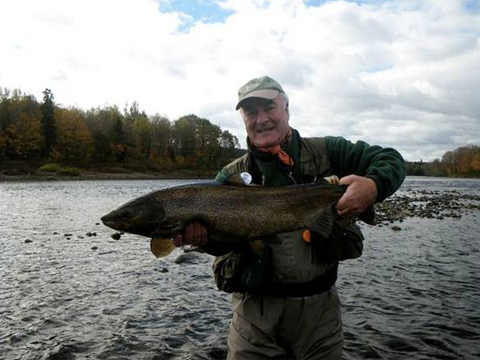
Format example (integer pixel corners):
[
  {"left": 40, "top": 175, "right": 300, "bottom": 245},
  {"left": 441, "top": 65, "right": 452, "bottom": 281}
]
[{"left": 240, "top": 94, "right": 290, "bottom": 148}]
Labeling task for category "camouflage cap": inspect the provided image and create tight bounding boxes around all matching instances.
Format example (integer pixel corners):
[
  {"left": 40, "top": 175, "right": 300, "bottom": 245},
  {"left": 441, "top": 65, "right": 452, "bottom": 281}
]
[{"left": 235, "top": 76, "right": 285, "bottom": 110}]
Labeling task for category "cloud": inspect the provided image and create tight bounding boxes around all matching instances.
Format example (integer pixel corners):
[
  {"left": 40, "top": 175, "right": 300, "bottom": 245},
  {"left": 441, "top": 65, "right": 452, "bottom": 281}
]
[{"left": 0, "top": 0, "right": 479, "bottom": 161}]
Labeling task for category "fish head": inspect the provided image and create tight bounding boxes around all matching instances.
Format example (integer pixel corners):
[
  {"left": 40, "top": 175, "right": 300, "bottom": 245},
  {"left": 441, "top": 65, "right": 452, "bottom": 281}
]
[{"left": 101, "top": 194, "right": 174, "bottom": 238}]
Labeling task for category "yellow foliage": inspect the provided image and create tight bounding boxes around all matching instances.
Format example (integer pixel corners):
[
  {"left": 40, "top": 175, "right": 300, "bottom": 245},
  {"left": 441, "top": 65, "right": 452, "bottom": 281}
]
[
  {"left": 56, "top": 108, "right": 94, "bottom": 163},
  {"left": 6, "top": 113, "right": 43, "bottom": 159},
  {"left": 471, "top": 154, "right": 480, "bottom": 172}
]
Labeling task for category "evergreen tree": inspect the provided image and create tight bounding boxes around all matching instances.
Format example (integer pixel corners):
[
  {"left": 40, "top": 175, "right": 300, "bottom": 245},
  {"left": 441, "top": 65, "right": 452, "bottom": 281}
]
[{"left": 40, "top": 88, "right": 57, "bottom": 158}]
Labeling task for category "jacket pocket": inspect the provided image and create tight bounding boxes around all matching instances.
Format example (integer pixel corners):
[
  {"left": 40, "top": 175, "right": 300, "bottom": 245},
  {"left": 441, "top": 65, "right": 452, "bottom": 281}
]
[{"left": 213, "top": 251, "right": 248, "bottom": 293}]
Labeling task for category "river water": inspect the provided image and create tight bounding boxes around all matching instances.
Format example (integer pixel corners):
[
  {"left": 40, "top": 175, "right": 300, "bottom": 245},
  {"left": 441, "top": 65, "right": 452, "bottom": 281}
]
[{"left": 0, "top": 177, "right": 479, "bottom": 360}]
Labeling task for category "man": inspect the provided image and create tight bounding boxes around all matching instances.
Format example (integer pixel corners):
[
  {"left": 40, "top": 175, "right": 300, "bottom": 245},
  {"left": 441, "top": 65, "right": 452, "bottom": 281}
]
[{"left": 174, "top": 76, "right": 406, "bottom": 359}]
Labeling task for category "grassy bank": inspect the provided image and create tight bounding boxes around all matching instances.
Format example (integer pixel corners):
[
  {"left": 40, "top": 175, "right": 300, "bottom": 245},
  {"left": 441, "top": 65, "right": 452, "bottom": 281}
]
[{"left": 0, "top": 161, "right": 217, "bottom": 181}]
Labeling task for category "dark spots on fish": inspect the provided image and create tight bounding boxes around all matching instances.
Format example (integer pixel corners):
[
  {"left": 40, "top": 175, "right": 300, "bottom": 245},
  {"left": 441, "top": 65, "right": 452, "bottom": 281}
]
[
  {"left": 111, "top": 233, "right": 121, "bottom": 240},
  {"left": 24, "top": 239, "right": 33, "bottom": 243}
]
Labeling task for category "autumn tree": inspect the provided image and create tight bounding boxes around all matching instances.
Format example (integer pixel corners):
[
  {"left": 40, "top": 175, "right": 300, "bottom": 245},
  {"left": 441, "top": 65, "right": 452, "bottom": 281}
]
[
  {"left": 55, "top": 108, "right": 94, "bottom": 164},
  {"left": 0, "top": 89, "right": 43, "bottom": 160},
  {"left": 5, "top": 112, "right": 43, "bottom": 159},
  {"left": 471, "top": 153, "right": 480, "bottom": 173},
  {"left": 0, "top": 86, "right": 242, "bottom": 172}
]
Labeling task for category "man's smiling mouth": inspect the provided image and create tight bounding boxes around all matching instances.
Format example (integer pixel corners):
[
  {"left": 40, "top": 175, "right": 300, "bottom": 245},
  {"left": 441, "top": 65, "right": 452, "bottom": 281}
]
[{"left": 257, "top": 127, "right": 275, "bottom": 134}]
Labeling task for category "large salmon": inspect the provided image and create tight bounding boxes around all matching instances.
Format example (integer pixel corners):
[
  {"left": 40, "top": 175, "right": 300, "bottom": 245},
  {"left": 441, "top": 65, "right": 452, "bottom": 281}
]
[{"left": 101, "top": 180, "right": 348, "bottom": 256}]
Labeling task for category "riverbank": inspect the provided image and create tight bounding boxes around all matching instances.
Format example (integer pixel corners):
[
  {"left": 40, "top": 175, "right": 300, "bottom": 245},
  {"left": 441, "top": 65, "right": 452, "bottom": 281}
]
[
  {"left": 0, "top": 171, "right": 215, "bottom": 182},
  {"left": 0, "top": 164, "right": 217, "bottom": 182}
]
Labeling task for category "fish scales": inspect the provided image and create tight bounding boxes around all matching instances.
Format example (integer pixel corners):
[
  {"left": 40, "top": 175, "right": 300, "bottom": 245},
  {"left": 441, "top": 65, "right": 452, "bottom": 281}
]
[{"left": 101, "top": 182, "right": 346, "bottom": 241}]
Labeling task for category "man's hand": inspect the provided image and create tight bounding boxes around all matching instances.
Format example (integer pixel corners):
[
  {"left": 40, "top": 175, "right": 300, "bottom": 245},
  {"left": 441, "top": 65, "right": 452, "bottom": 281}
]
[
  {"left": 336, "top": 175, "right": 378, "bottom": 217},
  {"left": 173, "top": 222, "right": 209, "bottom": 247}
]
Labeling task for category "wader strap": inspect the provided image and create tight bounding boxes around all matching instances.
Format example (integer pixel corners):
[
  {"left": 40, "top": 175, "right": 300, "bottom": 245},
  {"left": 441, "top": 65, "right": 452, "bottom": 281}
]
[{"left": 257, "top": 264, "right": 338, "bottom": 298}]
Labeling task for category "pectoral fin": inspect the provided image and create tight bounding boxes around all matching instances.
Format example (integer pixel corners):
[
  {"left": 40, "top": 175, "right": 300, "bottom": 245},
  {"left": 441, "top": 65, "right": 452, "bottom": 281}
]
[
  {"left": 150, "top": 238, "right": 176, "bottom": 258},
  {"left": 306, "top": 206, "right": 336, "bottom": 238}
]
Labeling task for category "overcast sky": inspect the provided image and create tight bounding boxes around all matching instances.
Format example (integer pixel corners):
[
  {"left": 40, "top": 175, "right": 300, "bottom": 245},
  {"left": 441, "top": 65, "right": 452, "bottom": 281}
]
[{"left": 1, "top": 0, "right": 479, "bottom": 161}]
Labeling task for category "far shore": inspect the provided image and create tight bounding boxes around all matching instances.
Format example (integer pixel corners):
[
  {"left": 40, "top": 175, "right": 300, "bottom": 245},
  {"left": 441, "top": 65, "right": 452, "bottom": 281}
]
[{"left": 0, "top": 170, "right": 216, "bottom": 182}]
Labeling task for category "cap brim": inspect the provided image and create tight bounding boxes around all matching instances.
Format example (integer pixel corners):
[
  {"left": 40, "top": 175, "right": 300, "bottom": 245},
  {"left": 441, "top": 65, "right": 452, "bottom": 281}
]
[{"left": 235, "top": 89, "right": 279, "bottom": 110}]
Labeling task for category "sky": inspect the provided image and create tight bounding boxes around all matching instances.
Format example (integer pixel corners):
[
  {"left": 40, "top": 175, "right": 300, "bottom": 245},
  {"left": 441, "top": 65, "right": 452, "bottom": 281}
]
[{"left": 0, "top": 0, "right": 479, "bottom": 161}]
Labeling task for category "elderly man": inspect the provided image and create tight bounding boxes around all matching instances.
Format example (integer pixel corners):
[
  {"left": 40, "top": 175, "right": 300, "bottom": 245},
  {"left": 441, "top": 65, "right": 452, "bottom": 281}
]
[{"left": 175, "top": 76, "right": 406, "bottom": 359}]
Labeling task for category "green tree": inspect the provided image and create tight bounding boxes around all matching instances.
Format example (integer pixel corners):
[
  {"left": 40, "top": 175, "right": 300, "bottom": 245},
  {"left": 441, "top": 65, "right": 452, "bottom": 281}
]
[
  {"left": 172, "top": 115, "right": 197, "bottom": 161},
  {"left": 150, "top": 114, "right": 172, "bottom": 159},
  {"left": 133, "top": 116, "right": 152, "bottom": 159},
  {"left": 123, "top": 101, "right": 147, "bottom": 159},
  {"left": 0, "top": 130, "right": 6, "bottom": 159},
  {"left": 40, "top": 88, "right": 57, "bottom": 158},
  {"left": 111, "top": 117, "right": 128, "bottom": 162},
  {"left": 0, "top": 88, "right": 13, "bottom": 132},
  {"left": 84, "top": 106, "right": 123, "bottom": 163},
  {"left": 91, "top": 130, "right": 112, "bottom": 163}
]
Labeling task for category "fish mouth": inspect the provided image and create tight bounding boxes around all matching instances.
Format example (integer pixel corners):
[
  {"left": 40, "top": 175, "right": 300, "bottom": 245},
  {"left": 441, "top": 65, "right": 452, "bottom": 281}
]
[
  {"left": 101, "top": 215, "right": 125, "bottom": 232},
  {"left": 101, "top": 214, "right": 117, "bottom": 228}
]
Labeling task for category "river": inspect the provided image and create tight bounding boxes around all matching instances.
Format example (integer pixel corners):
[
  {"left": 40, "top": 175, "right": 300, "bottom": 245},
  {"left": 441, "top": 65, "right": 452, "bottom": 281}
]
[{"left": 0, "top": 177, "right": 479, "bottom": 359}]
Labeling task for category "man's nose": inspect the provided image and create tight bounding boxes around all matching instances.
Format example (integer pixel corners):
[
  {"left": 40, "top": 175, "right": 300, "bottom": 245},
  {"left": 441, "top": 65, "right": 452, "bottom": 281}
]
[{"left": 256, "top": 109, "right": 269, "bottom": 123}]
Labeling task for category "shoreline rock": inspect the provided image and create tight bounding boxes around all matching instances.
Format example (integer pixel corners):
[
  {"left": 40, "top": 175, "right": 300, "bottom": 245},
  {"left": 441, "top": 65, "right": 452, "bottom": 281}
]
[{"left": 374, "top": 189, "right": 480, "bottom": 225}]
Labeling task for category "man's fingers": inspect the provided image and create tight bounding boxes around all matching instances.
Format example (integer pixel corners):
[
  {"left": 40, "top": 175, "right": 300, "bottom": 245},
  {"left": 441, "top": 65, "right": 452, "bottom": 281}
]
[{"left": 336, "top": 175, "right": 378, "bottom": 217}]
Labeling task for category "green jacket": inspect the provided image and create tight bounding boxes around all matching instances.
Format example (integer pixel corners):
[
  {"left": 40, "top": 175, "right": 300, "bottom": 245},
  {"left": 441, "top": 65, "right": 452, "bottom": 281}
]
[
  {"left": 216, "top": 134, "right": 405, "bottom": 202},
  {"left": 212, "top": 131, "right": 405, "bottom": 288}
]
